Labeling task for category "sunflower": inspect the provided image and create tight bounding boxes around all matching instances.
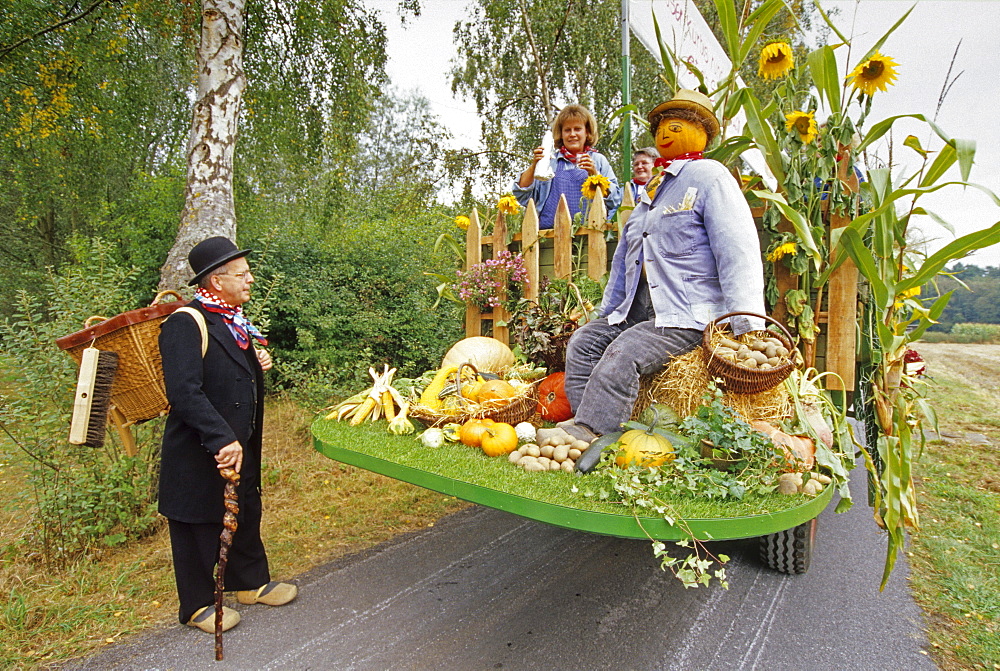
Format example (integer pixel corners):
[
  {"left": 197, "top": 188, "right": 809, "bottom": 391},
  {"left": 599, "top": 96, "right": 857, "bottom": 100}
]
[
  {"left": 766, "top": 241, "right": 798, "bottom": 263},
  {"left": 581, "top": 174, "right": 611, "bottom": 200},
  {"left": 847, "top": 51, "right": 899, "bottom": 96},
  {"left": 454, "top": 215, "right": 470, "bottom": 230},
  {"left": 784, "top": 111, "right": 818, "bottom": 144},
  {"left": 497, "top": 195, "right": 520, "bottom": 215},
  {"left": 758, "top": 42, "right": 794, "bottom": 80}
]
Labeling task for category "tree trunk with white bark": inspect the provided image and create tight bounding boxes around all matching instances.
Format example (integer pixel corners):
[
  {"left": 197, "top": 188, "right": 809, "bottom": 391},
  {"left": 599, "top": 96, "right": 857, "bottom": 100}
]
[{"left": 159, "top": 0, "right": 246, "bottom": 291}]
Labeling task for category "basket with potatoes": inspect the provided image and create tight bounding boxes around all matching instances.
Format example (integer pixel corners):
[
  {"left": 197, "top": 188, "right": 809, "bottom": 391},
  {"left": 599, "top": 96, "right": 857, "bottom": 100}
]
[{"left": 701, "top": 312, "right": 797, "bottom": 394}]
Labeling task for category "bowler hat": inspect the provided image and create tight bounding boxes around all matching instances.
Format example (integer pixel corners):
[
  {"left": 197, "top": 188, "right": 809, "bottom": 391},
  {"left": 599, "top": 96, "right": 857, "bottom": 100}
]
[
  {"left": 188, "top": 237, "right": 252, "bottom": 286},
  {"left": 647, "top": 89, "right": 720, "bottom": 141}
]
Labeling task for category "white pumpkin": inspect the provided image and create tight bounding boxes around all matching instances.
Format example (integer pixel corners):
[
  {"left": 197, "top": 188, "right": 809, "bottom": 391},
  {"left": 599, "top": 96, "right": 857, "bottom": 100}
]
[{"left": 440, "top": 337, "right": 515, "bottom": 373}]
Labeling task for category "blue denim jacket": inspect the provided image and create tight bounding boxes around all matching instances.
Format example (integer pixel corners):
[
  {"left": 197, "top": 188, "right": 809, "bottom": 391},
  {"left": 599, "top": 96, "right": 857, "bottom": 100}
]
[
  {"left": 512, "top": 150, "right": 622, "bottom": 227},
  {"left": 599, "top": 159, "right": 765, "bottom": 334}
]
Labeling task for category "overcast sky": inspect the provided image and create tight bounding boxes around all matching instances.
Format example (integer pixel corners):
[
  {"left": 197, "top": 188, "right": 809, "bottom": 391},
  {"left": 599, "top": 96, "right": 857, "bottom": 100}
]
[{"left": 371, "top": 0, "right": 1000, "bottom": 267}]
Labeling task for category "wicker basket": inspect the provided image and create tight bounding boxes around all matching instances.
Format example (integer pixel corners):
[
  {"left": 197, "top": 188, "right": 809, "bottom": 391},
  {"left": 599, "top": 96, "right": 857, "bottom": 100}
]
[
  {"left": 701, "top": 311, "right": 796, "bottom": 395},
  {"left": 55, "top": 291, "right": 187, "bottom": 425},
  {"left": 409, "top": 381, "right": 540, "bottom": 428}
]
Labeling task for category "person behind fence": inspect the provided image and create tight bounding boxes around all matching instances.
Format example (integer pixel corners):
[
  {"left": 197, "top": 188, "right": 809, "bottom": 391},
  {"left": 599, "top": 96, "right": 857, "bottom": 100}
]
[
  {"left": 158, "top": 236, "right": 297, "bottom": 634},
  {"left": 558, "top": 90, "right": 766, "bottom": 444},
  {"left": 628, "top": 146, "right": 659, "bottom": 203},
  {"left": 513, "top": 103, "right": 622, "bottom": 229}
]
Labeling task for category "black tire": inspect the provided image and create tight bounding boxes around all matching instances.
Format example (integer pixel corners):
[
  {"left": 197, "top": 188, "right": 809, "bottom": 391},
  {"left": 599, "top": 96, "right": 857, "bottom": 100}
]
[{"left": 759, "top": 518, "right": 817, "bottom": 574}]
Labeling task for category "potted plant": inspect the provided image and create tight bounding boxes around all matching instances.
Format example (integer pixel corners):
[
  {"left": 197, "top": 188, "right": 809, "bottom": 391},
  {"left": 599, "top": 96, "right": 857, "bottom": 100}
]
[{"left": 507, "top": 276, "right": 599, "bottom": 372}]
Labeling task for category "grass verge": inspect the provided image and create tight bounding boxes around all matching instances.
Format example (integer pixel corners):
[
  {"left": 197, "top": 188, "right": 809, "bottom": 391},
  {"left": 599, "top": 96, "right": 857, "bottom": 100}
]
[
  {"left": 907, "top": 342, "right": 1000, "bottom": 670},
  {"left": 0, "top": 398, "right": 468, "bottom": 669}
]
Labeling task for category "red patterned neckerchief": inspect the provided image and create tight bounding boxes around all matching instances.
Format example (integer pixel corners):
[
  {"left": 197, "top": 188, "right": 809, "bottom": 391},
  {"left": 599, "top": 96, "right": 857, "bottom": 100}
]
[
  {"left": 194, "top": 288, "right": 268, "bottom": 350},
  {"left": 653, "top": 151, "right": 704, "bottom": 170},
  {"left": 631, "top": 178, "right": 648, "bottom": 186},
  {"left": 558, "top": 145, "right": 594, "bottom": 163}
]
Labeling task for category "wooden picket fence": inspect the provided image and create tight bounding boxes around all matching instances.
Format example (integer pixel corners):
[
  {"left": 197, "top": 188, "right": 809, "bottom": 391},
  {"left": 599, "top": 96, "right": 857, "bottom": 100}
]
[{"left": 462, "top": 176, "right": 859, "bottom": 393}]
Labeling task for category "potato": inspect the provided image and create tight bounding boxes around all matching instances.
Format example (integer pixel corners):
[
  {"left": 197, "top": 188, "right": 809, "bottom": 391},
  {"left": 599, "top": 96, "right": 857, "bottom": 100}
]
[
  {"left": 748, "top": 350, "right": 768, "bottom": 364},
  {"left": 524, "top": 444, "right": 541, "bottom": 458},
  {"left": 750, "top": 339, "right": 768, "bottom": 352},
  {"left": 802, "top": 479, "right": 824, "bottom": 496},
  {"left": 812, "top": 473, "right": 832, "bottom": 485},
  {"left": 775, "top": 345, "right": 790, "bottom": 358},
  {"left": 552, "top": 445, "right": 570, "bottom": 463},
  {"left": 561, "top": 460, "right": 575, "bottom": 473},
  {"left": 572, "top": 439, "right": 590, "bottom": 452},
  {"left": 540, "top": 445, "right": 555, "bottom": 458},
  {"left": 765, "top": 343, "right": 778, "bottom": 359},
  {"left": 778, "top": 472, "right": 802, "bottom": 495},
  {"left": 759, "top": 362, "right": 772, "bottom": 370},
  {"left": 718, "top": 337, "right": 742, "bottom": 350},
  {"left": 508, "top": 450, "right": 523, "bottom": 464},
  {"left": 767, "top": 357, "right": 781, "bottom": 366},
  {"left": 523, "top": 461, "right": 546, "bottom": 472},
  {"left": 537, "top": 456, "right": 551, "bottom": 469},
  {"left": 517, "top": 454, "right": 537, "bottom": 466},
  {"left": 568, "top": 448, "right": 582, "bottom": 460},
  {"left": 741, "top": 358, "right": 758, "bottom": 368},
  {"left": 549, "top": 460, "right": 561, "bottom": 471}
]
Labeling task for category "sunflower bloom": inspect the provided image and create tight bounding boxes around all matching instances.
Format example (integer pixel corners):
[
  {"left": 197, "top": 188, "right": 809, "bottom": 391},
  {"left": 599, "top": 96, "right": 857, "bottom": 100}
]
[
  {"left": 784, "top": 111, "right": 818, "bottom": 144},
  {"left": 497, "top": 195, "right": 520, "bottom": 215},
  {"left": 766, "top": 241, "right": 798, "bottom": 263},
  {"left": 848, "top": 51, "right": 899, "bottom": 96},
  {"left": 758, "top": 42, "right": 794, "bottom": 80},
  {"left": 455, "top": 215, "right": 470, "bottom": 230},
  {"left": 894, "top": 285, "right": 920, "bottom": 308},
  {"left": 581, "top": 174, "right": 611, "bottom": 200}
]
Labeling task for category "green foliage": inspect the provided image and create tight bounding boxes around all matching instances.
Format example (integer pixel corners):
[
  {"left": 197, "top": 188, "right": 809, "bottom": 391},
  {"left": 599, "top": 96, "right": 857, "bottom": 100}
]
[
  {"left": 0, "top": 239, "right": 160, "bottom": 565},
  {"left": 251, "top": 217, "right": 465, "bottom": 403}
]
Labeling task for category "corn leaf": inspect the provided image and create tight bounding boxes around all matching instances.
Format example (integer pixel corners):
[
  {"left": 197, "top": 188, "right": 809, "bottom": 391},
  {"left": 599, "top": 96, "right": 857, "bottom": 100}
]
[
  {"left": 955, "top": 138, "right": 976, "bottom": 181},
  {"left": 897, "top": 220, "right": 1000, "bottom": 291},
  {"left": 751, "top": 189, "right": 821, "bottom": 266},
  {"left": 807, "top": 46, "right": 841, "bottom": 113},
  {"left": 738, "top": 0, "right": 784, "bottom": 66},
  {"left": 651, "top": 10, "right": 677, "bottom": 92},
  {"left": 712, "top": 0, "right": 740, "bottom": 64},
  {"left": 859, "top": 3, "right": 915, "bottom": 62},
  {"left": 837, "top": 227, "right": 891, "bottom": 309},
  {"left": 919, "top": 142, "right": 957, "bottom": 187},
  {"left": 735, "top": 88, "right": 785, "bottom": 184},
  {"left": 811, "top": 0, "right": 849, "bottom": 44}
]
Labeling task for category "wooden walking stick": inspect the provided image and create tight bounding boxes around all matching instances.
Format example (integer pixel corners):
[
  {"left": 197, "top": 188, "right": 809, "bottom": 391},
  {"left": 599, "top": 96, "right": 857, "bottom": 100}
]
[{"left": 215, "top": 467, "right": 240, "bottom": 661}]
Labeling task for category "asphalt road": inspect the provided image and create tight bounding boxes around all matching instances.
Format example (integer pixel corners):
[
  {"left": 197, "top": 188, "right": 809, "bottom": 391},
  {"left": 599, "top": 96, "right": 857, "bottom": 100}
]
[{"left": 66, "top": 463, "right": 936, "bottom": 671}]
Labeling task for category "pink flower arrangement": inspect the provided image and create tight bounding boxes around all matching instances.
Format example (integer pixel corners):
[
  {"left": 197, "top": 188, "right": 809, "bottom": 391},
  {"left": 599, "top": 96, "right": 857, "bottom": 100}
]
[{"left": 454, "top": 250, "right": 528, "bottom": 311}]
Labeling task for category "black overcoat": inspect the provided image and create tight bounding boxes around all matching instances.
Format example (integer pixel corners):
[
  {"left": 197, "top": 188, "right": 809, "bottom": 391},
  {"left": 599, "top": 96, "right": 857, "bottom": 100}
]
[{"left": 157, "top": 301, "right": 264, "bottom": 524}]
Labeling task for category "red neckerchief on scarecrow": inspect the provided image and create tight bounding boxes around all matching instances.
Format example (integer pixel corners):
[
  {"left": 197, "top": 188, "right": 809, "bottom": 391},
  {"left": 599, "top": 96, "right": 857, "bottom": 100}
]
[
  {"left": 653, "top": 151, "right": 704, "bottom": 170},
  {"left": 194, "top": 288, "right": 268, "bottom": 350},
  {"left": 558, "top": 145, "right": 594, "bottom": 163}
]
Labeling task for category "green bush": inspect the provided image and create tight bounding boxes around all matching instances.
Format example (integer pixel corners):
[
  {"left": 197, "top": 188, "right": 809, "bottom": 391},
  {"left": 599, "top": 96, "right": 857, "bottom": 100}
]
[
  {"left": 950, "top": 323, "right": 1000, "bottom": 343},
  {"left": 0, "top": 238, "right": 161, "bottom": 565},
  {"left": 248, "top": 213, "right": 465, "bottom": 403}
]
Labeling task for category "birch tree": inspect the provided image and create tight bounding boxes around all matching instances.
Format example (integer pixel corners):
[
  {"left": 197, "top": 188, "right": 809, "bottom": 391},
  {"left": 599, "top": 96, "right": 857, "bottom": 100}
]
[{"left": 159, "top": 0, "right": 246, "bottom": 290}]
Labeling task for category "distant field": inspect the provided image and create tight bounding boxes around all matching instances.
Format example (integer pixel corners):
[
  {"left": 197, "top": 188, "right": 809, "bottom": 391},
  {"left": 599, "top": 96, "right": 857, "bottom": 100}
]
[{"left": 907, "top": 342, "right": 1000, "bottom": 670}]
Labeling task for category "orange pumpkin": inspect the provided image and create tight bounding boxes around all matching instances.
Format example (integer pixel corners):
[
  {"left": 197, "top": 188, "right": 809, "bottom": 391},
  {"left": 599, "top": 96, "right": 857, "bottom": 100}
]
[
  {"left": 476, "top": 379, "right": 518, "bottom": 405},
  {"left": 459, "top": 418, "right": 495, "bottom": 447},
  {"left": 537, "top": 372, "right": 572, "bottom": 422},
  {"left": 480, "top": 422, "right": 519, "bottom": 457},
  {"left": 655, "top": 117, "right": 708, "bottom": 160}
]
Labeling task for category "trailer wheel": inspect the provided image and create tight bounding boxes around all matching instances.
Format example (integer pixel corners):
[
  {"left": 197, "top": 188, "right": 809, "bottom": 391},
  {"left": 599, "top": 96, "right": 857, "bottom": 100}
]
[{"left": 759, "top": 518, "right": 817, "bottom": 574}]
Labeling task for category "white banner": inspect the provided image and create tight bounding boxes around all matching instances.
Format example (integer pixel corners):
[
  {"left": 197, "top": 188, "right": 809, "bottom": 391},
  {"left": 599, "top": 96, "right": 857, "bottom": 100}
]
[{"left": 628, "top": 0, "right": 776, "bottom": 189}]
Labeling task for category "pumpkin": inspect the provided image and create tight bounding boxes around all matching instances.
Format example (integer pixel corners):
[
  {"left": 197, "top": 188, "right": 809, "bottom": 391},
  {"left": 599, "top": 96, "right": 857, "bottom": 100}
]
[
  {"left": 459, "top": 418, "right": 495, "bottom": 448},
  {"left": 750, "top": 420, "right": 816, "bottom": 472},
  {"left": 537, "top": 372, "right": 572, "bottom": 422},
  {"left": 476, "top": 379, "right": 518, "bottom": 405},
  {"left": 655, "top": 117, "right": 708, "bottom": 160},
  {"left": 615, "top": 408, "right": 676, "bottom": 468},
  {"left": 441, "top": 337, "right": 515, "bottom": 373},
  {"left": 480, "top": 422, "right": 519, "bottom": 457}
]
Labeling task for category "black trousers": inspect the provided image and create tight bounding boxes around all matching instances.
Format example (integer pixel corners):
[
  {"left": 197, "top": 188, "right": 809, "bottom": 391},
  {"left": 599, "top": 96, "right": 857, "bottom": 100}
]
[{"left": 167, "top": 493, "right": 270, "bottom": 624}]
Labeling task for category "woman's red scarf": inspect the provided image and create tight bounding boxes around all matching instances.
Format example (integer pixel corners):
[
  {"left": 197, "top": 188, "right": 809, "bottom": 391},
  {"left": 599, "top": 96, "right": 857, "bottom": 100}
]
[{"left": 558, "top": 145, "right": 594, "bottom": 163}]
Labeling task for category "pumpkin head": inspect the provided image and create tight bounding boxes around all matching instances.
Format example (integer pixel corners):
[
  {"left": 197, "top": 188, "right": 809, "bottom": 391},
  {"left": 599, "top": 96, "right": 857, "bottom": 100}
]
[
  {"left": 537, "top": 372, "right": 572, "bottom": 422},
  {"left": 615, "top": 428, "right": 676, "bottom": 468},
  {"left": 655, "top": 117, "right": 708, "bottom": 160},
  {"left": 480, "top": 422, "right": 519, "bottom": 457}
]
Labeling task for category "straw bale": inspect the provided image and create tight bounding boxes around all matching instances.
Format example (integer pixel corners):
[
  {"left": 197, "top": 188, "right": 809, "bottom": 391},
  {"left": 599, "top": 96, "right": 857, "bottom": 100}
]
[{"left": 632, "top": 348, "right": 791, "bottom": 424}]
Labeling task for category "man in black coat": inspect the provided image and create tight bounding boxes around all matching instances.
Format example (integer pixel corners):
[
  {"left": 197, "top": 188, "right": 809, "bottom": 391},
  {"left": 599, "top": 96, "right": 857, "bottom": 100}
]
[{"left": 159, "top": 237, "right": 296, "bottom": 633}]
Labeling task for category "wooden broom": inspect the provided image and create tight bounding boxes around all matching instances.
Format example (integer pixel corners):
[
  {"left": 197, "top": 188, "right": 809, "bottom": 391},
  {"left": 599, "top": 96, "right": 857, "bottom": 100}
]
[{"left": 69, "top": 346, "right": 119, "bottom": 447}]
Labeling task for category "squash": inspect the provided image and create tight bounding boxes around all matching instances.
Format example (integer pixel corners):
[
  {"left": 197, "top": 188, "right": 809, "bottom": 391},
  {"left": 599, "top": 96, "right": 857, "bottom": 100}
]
[
  {"left": 615, "top": 407, "right": 676, "bottom": 468},
  {"left": 441, "top": 337, "right": 515, "bottom": 373},
  {"left": 537, "top": 372, "right": 572, "bottom": 422},
  {"left": 459, "top": 418, "right": 495, "bottom": 448},
  {"left": 480, "top": 422, "right": 519, "bottom": 457},
  {"left": 476, "top": 379, "right": 518, "bottom": 404},
  {"left": 750, "top": 420, "right": 816, "bottom": 472},
  {"left": 418, "top": 366, "right": 458, "bottom": 409}
]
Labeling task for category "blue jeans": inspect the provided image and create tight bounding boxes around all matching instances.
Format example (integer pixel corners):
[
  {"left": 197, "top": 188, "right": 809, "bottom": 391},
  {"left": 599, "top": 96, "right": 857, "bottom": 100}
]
[{"left": 564, "top": 281, "right": 701, "bottom": 435}]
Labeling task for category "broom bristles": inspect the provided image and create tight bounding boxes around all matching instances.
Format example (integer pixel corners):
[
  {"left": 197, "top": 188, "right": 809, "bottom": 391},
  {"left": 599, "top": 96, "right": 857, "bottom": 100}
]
[{"left": 69, "top": 348, "right": 119, "bottom": 448}]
